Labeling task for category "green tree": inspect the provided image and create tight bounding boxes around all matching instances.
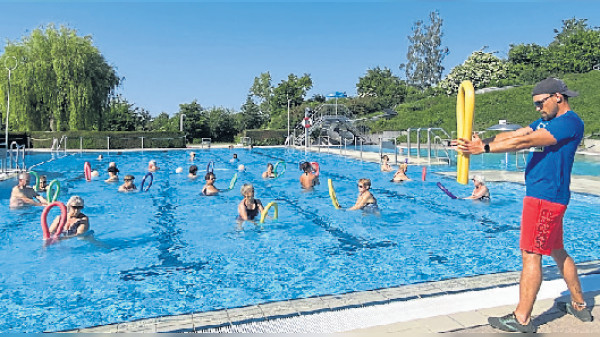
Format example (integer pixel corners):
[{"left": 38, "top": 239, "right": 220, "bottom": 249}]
[
  {"left": 268, "top": 73, "right": 313, "bottom": 128},
  {"left": 150, "top": 112, "right": 176, "bottom": 132},
  {"left": 249, "top": 72, "right": 273, "bottom": 117},
  {"left": 356, "top": 66, "right": 407, "bottom": 106},
  {"left": 237, "top": 95, "right": 265, "bottom": 130},
  {"left": 438, "top": 49, "right": 509, "bottom": 95},
  {"left": 0, "top": 24, "right": 120, "bottom": 131},
  {"left": 403, "top": 11, "right": 447, "bottom": 90}
]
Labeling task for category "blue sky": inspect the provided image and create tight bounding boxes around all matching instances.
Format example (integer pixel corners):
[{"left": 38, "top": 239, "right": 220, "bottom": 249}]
[{"left": 1, "top": 1, "right": 599, "bottom": 116}]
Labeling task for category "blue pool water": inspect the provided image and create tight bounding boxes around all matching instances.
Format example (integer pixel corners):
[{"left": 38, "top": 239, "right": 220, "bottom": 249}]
[{"left": 1, "top": 148, "right": 599, "bottom": 332}]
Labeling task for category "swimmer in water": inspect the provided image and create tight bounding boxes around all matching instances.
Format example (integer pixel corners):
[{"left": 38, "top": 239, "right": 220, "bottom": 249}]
[
  {"left": 201, "top": 172, "right": 219, "bottom": 196},
  {"left": 230, "top": 153, "right": 239, "bottom": 163},
  {"left": 189, "top": 152, "right": 196, "bottom": 162},
  {"left": 188, "top": 165, "right": 198, "bottom": 179},
  {"left": 148, "top": 160, "right": 159, "bottom": 172},
  {"left": 237, "top": 183, "right": 264, "bottom": 224},
  {"left": 391, "top": 163, "right": 411, "bottom": 182},
  {"left": 381, "top": 155, "right": 393, "bottom": 172},
  {"left": 348, "top": 178, "right": 379, "bottom": 213},
  {"left": 105, "top": 162, "right": 119, "bottom": 182},
  {"left": 464, "top": 175, "right": 490, "bottom": 200},
  {"left": 118, "top": 175, "right": 137, "bottom": 192},
  {"left": 9, "top": 172, "right": 48, "bottom": 208},
  {"left": 38, "top": 175, "right": 49, "bottom": 192},
  {"left": 49, "top": 195, "right": 89, "bottom": 237},
  {"left": 299, "top": 161, "right": 319, "bottom": 189},
  {"left": 262, "top": 163, "right": 275, "bottom": 179}
]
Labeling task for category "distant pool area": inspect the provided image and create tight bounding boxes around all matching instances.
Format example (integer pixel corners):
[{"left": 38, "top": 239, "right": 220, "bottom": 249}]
[{"left": 1, "top": 147, "right": 600, "bottom": 332}]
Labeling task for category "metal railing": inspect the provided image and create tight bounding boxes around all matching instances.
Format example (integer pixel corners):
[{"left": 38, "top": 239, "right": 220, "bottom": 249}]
[
  {"left": 8, "top": 141, "right": 26, "bottom": 171},
  {"left": 406, "top": 127, "right": 452, "bottom": 164},
  {"left": 201, "top": 138, "right": 212, "bottom": 149}
]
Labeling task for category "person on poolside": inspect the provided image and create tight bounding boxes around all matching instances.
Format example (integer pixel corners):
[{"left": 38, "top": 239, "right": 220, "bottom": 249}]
[
  {"left": 262, "top": 163, "right": 275, "bottom": 179},
  {"left": 237, "top": 183, "right": 264, "bottom": 223},
  {"left": 300, "top": 161, "right": 319, "bottom": 189},
  {"left": 189, "top": 151, "right": 196, "bottom": 162},
  {"left": 118, "top": 175, "right": 137, "bottom": 192},
  {"left": 380, "top": 155, "right": 393, "bottom": 172},
  {"left": 9, "top": 172, "right": 48, "bottom": 208},
  {"left": 201, "top": 172, "right": 219, "bottom": 196},
  {"left": 348, "top": 178, "right": 379, "bottom": 213},
  {"left": 457, "top": 77, "right": 591, "bottom": 332},
  {"left": 464, "top": 175, "right": 490, "bottom": 200},
  {"left": 188, "top": 165, "right": 198, "bottom": 179},
  {"left": 230, "top": 153, "right": 239, "bottom": 163},
  {"left": 148, "top": 160, "right": 159, "bottom": 172},
  {"left": 38, "top": 175, "right": 49, "bottom": 192},
  {"left": 391, "top": 163, "right": 411, "bottom": 182},
  {"left": 105, "top": 162, "right": 120, "bottom": 182},
  {"left": 49, "top": 195, "right": 89, "bottom": 237}
]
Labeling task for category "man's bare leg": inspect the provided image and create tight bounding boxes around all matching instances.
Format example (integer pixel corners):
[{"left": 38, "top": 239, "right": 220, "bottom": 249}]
[{"left": 514, "top": 250, "right": 542, "bottom": 324}]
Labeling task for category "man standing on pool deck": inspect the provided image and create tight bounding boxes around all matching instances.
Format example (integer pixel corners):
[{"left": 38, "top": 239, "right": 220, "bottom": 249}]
[{"left": 457, "top": 77, "right": 592, "bottom": 333}]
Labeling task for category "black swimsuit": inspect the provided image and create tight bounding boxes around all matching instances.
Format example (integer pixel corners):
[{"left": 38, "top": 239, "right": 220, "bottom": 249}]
[{"left": 243, "top": 199, "right": 261, "bottom": 220}]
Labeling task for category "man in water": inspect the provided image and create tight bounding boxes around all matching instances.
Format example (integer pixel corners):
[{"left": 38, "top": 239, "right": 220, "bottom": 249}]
[
  {"left": 10, "top": 172, "right": 48, "bottom": 208},
  {"left": 457, "top": 77, "right": 591, "bottom": 332}
]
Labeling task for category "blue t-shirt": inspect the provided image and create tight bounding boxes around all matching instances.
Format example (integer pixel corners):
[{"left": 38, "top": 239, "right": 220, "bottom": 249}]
[{"left": 525, "top": 110, "right": 583, "bottom": 205}]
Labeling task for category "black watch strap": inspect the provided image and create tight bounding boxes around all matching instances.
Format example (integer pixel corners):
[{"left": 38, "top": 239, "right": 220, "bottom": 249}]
[{"left": 484, "top": 144, "right": 490, "bottom": 153}]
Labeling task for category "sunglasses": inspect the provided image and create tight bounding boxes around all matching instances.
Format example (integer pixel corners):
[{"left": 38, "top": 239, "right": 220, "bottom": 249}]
[
  {"left": 533, "top": 94, "right": 554, "bottom": 108},
  {"left": 358, "top": 184, "right": 365, "bottom": 188}
]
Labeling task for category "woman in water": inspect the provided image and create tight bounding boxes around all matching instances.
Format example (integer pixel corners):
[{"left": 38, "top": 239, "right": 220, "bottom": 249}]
[
  {"left": 118, "top": 175, "right": 137, "bottom": 192},
  {"left": 148, "top": 160, "right": 159, "bottom": 172},
  {"left": 237, "top": 183, "right": 264, "bottom": 222},
  {"left": 391, "top": 163, "right": 411, "bottom": 182},
  {"left": 105, "top": 162, "right": 119, "bottom": 182},
  {"left": 349, "top": 178, "right": 379, "bottom": 213},
  {"left": 380, "top": 155, "right": 393, "bottom": 172},
  {"left": 464, "top": 175, "right": 490, "bottom": 200},
  {"left": 299, "top": 161, "right": 319, "bottom": 189},
  {"left": 262, "top": 163, "right": 275, "bottom": 178},
  {"left": 49, "top": 195, "right": 90, "bottom": 237},
  {"left": 201, "top": 172, "right": 219, "bottom": 196}
]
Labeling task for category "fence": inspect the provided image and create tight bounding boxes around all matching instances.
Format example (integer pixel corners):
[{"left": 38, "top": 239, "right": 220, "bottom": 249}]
[{"left": 29, "top": 132, "right": 186, "bottom": 150}]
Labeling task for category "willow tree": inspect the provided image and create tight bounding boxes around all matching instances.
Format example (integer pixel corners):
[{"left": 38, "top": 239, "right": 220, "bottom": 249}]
[{"left": 0, "top": 24, "right": 120, "bottom": 131}]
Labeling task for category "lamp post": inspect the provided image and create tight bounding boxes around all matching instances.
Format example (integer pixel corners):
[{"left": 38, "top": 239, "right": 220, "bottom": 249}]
[
  {"left": 4, "top": 56, "right": 17, "bottom": 173},
  {"left": 287, "top": 94, "right": 291, "bottom": 147},
  {"left": 179, "top": 114, "right": 186, "bottom": 132}
]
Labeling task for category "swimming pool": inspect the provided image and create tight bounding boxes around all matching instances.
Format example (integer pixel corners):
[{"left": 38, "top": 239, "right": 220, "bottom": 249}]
[{"left": 1, "top": 148, "right": 599, "bottom": 332}]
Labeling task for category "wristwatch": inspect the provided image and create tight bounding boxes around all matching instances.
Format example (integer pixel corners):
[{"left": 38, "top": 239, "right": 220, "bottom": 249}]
[{"left": 484, "top": 144, "right": 490, "bottom": 153}]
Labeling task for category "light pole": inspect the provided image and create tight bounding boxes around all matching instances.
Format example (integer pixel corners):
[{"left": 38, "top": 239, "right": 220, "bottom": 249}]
[
  {"left": 179, "top": 113, "right": 186, "bottom": 132},
  {"left": 286, "top": 94, "right": 291, "bottom": 147},
  {"left": 4, "top": 56, "right": 17, "bottom": 173}
]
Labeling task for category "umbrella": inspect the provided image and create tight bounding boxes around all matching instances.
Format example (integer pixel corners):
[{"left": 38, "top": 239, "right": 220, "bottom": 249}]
[{"left": 486, "top": 120, "right": 522, "bottom": 131}]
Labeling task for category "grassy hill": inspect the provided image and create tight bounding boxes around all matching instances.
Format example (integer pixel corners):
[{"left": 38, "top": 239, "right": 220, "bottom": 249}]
[{"left": 369, "top": 71, "right": 600, "bottom": 138}]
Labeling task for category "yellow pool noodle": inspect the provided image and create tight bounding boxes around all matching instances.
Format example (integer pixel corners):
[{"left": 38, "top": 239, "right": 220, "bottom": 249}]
[{"left": 456, "top": 80, "right": 475, "bottom": 185}]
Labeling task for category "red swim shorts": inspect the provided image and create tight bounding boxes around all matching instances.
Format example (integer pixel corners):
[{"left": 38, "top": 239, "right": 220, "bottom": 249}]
[{"left": 520, "top": 196, "right": 567, "bottom": 255}]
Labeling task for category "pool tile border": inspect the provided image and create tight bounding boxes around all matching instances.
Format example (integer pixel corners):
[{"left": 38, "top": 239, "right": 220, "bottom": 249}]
[{"left": 68, "top": 259, "right": 600, "bottom": 333}]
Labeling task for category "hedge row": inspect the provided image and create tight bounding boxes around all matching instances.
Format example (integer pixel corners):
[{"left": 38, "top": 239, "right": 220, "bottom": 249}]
[
  {"left": 242, "top": 129, "right": 287, "bottom": 146},
  {"left": 27, "top": 131, "right": 186, "bottom": 149}
]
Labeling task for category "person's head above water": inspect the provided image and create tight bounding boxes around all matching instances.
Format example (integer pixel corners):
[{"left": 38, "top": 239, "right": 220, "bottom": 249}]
[
  {"left": 204, "top": 172, "right": 216, "bottom": 182},
  {"left": 240, "top": 183, "right": 254, "bottom": 197},
  {"left": 189, "top": 165, "right": 198, "bottom": 175},
  {"left": 300, "top": 161, "right": 312, "bottom": 173},
  {"left": 358, "top": 178, "right": 371, "bottom": 191},
  {"left": 472, "top": 174, "right": 486, "bottom": 185}
]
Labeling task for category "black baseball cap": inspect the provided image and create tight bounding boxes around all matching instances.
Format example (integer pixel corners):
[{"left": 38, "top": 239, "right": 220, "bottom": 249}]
[{"left": 532, "top": 77, "right": 578, "bottom": 97}]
